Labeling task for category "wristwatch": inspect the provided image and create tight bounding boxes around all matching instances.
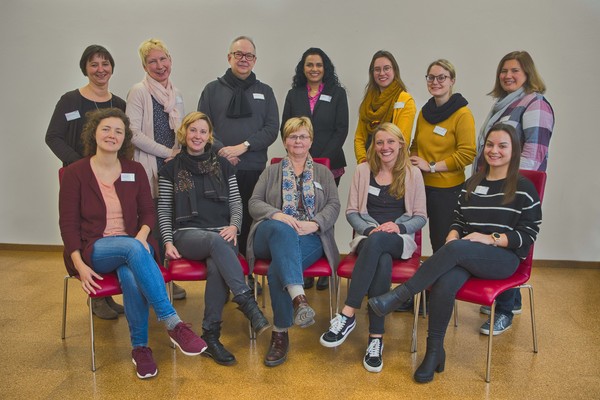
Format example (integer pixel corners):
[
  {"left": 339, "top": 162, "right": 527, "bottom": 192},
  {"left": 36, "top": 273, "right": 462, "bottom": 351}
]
[
  {"left": 243, "top": 141, "right": 250, "bottom": 149},
  {"left": 429, "top": 161, "right": 436, "bottom": 173},
  {"left": 491, "top": 232, "right": 501, "bottom": 246}
]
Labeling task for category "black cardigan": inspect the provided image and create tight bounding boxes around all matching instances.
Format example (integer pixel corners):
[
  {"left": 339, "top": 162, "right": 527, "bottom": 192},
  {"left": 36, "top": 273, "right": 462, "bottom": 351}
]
[{"left": 281, "top": 84, "right": 349, "bottom": 170}]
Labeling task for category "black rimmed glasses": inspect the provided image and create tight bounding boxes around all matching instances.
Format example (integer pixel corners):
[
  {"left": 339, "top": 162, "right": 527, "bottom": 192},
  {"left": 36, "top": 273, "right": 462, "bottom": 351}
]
[
  {"left": 230, "top": 51, "right": 256, "bottom": 61},
  {"left": 426, "top": 74, "right": 450, "bottom": 83}
]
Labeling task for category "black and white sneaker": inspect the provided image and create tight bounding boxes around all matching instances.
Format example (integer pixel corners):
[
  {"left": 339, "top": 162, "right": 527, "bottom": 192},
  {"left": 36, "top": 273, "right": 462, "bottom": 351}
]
[
  {"left": 363, "top": 337, "right": 383, "bottom": 373},
  {"left": 319, "top": 313, "right": 356, "bottom": 348}
]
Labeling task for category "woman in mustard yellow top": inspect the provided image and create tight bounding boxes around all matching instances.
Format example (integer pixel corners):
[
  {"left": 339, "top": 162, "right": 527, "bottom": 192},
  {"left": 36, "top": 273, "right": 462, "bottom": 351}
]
[
  {"left": 354, "top": 50, "right": 416, "bottom": 164},
  {"left": 409, "top": 59, "right": 476, "bottom": 252}
]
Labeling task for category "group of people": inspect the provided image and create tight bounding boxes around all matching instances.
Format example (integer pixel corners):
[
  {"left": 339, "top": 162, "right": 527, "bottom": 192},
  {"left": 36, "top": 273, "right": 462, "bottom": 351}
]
[{"left": 46, "top": 35, "right": 553, "bottom": 382}]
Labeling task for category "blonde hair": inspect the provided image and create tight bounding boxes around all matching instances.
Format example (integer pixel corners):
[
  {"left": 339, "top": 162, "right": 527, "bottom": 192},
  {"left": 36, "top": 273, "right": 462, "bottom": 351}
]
[
  {"left": 282, "top": 116, "right": 314, "bottom": 141},
  {"left": 138, "top": 38, "right": 171, "bottom": 67},
  {"left": 367, "top": 122, "right": 410, "bottom": 199},
  {"left": 176, "top": 112, "right": 214, "bottom": 146}
]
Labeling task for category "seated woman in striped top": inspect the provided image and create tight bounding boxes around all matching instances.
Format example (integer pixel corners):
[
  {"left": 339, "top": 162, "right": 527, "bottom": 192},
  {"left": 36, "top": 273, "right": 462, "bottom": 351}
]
[
  {"left": 157, "top": 112, "right": 270, "bottom": 366},
  {"left": 368, "top": 123, "right": 542, "bottom": 383}
]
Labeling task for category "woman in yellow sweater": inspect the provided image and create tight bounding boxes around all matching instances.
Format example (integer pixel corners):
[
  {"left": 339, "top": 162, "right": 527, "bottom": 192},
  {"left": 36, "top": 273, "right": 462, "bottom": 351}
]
[
  {"left": 409, "top": 59, "right": 476, "bottom": 253},
  {"left": 354, "top": 50, "right": 416, "bottom": 164}
]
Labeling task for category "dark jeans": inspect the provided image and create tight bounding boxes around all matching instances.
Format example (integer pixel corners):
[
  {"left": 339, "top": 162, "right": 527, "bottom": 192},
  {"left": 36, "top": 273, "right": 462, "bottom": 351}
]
[
  {"left": 345, "top": 232, "right": 405, "bottom": 335},
  {"left": 403, "top": 240, "right": 520, "bottom": 340},
  {"left": 236, "top": 169, "right": 262, "bottom": 257},
  {"left": 425, "top": 184, "right": 463, "bottom": 253},
  {"left": 174, "top": 229, "right": 249, "bottom": 329},
  {"left": 495, "top": 288, "right": 521, "bottom": 320}
]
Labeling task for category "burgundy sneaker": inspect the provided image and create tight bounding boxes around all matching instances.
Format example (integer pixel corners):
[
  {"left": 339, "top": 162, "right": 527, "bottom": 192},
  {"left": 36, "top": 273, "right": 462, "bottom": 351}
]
[
  {"left": 131, "top": 346, "right": 158, "bottom": 379},
  {"left": 168, "top": 322, "right": 207, "bottom": 356}
]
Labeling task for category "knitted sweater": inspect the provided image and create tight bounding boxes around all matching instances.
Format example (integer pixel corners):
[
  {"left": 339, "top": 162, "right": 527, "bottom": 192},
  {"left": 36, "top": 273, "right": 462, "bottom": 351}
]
[
  {"left": 198, "top": 76, "right": 279, "bottom": 171},
  {"left": 450, "top": 176, "right": 542, "bottom": 259},
  {"left": 410, "top": 105, "right": 476, "bottom": 188},
  {"left": 354, "top": 90, "right": 416, "bottom": 164}
]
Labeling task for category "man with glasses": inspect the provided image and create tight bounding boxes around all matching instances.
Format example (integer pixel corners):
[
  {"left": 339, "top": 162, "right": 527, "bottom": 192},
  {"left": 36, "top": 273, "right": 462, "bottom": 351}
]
[{"left": 198, "top": 36, "right": 279, "bottom": 294}]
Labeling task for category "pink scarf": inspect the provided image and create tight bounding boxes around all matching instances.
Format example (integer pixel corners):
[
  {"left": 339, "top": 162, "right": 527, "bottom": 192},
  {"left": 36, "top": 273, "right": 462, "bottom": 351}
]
[{"left": 142, "top": 74, "right": 181, "bottom": 130}]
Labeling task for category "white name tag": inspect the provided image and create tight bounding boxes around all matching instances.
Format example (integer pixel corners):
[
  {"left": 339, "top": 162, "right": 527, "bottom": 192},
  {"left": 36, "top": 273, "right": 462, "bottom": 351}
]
[
  {"left": 394, "top": 102, "right": 405, "bottom": 109},
  {"left": 176, "top": 96, "right": 184, "bottom": 104},
  {"left": 121, "top": 173, "right": 135, "bottom": 182},
  {"left": 368, "top": 185, "right": 381, "bottom": 196},
  {"left": 314, "top": 182, "right": 323, "bottom": 190},
  {"left": 253, "top": 93, "right": 265, "bottom": 100},
  {"left": 433, "top": 126, "right": 447, "bottom": 136},
  {"left": 65, "top": 110, "right": 81, "bottom": 121},
  {"left": 474, "top": 185, "right": 489, "bottom": 195},
  {"left": 499, "top": 115, "right": 510, "bottom": 122},
  {"left": 319, "top": 94, "right": 332, "bottom": 102}
]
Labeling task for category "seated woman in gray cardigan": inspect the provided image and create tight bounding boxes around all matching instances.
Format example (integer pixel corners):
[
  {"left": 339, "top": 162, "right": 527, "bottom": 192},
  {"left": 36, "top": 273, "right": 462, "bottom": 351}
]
[{"left": 247, "top": 117, "right": 340, "bottom": 367}]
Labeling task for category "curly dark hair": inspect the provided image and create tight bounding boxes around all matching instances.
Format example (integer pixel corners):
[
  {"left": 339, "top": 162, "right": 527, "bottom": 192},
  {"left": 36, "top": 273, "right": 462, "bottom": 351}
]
[
  {"left": 81, "top": 108, "right": 134, "bottom": 159},
  {"left": 291, "top": 47, "right": 340, "bottom": 88}
]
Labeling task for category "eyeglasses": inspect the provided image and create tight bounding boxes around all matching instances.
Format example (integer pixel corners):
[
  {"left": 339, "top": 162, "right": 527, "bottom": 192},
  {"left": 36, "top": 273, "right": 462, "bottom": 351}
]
[
  {"left": 426, "top": 74, "right": 450, "bottom": 83},
  {"left": 287, "top": 134, "right": 311, "bottom": 141},
  {"left": 230, "top": 51, "right": 256, "bottom": 61},
  {"left": 373, "top": 65, "right": 393, "bottom": 74}
]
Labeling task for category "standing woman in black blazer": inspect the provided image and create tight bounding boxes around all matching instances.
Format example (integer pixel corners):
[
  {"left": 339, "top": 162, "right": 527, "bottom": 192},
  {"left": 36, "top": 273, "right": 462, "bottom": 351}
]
[
  {"left": 281, "top": 47, "right": 349, "bottom": 290},
  {"left": 281, "top": 48, "right": 349, "bottom": 186}
]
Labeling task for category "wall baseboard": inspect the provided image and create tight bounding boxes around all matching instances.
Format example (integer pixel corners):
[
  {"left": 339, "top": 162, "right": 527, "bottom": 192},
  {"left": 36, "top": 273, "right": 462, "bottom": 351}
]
[{"left": 1, "top": 244, "right": 598, "bottom": 269}]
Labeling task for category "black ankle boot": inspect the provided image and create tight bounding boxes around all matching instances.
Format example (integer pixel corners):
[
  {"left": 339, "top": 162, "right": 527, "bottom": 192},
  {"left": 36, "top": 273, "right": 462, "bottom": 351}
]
[
  {"left": 201, "top": 322, "right": 236, "bottom": 366},
  {"left": 368, "top": 285, "right": 411, "bottom": 317},
  {"left": 233, "top": 290, "right": 271, "bottom": 335},
  {"left": 414, "top": 337, "right": 446, "bottom": 383}
]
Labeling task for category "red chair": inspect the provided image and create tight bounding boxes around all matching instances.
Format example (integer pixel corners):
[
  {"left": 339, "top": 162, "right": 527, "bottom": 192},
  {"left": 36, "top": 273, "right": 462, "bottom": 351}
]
[
  {"left": 337, "top": 230, "right": 425, "bottom": 352},
  {"left": 414, "top": 169, "right": 547, "bottom": 382},
  {"left": 59, "top": 168, "right": 172, "bottom": 371},
  {"left": 253, "top": 157, "right": 336, "bottom": 320},
  {"left": 165, "top": 254, "right": 254, "bottom": 338}
]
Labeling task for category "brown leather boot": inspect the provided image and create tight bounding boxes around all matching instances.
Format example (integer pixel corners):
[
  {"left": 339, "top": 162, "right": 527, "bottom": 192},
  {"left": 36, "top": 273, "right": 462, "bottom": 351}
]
[
  {"left": 264, "top": 331, "right": 289, "bottom": 367},
  {"left": 292, "top": 294, "right": 315, "bottom": 328}
]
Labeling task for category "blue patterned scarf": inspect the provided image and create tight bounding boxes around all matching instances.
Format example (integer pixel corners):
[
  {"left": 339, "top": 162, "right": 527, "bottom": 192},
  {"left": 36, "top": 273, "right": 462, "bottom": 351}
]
[{"left": 281, "top": 155, "right": 316, "bottom": 221}]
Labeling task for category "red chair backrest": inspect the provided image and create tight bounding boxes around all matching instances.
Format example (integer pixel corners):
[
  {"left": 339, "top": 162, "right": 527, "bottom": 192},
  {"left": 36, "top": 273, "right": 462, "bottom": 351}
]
[
  {"left": 270, "top": 157, "right": 331, "bottom": 169},
  {"left": 513, "top": 170, "right": 547, "bottom": 279}
]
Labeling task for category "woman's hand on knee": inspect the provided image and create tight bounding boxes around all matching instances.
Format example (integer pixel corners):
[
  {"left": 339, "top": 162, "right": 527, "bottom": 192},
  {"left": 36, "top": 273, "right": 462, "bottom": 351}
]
[
  {"left": 272, "top": 212, "right": 301, "bottom": 230},
  {"left": 462, "top": 232, "right": 494, "bottom": 245},
  {"left": 219, "top": 225, "right": 238, "bottom": 245},
  {"left": 79, "top": 265, "right": 103, "bottom": 295},
  {"left": 165, "top": 242, "right": 181, "bottom": 260}
]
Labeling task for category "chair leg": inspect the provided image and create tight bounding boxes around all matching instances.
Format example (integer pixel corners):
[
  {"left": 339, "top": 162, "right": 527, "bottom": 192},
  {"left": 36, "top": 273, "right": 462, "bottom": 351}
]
[
  {"left": 421, "top": 290, "right": 428, "bottom": 318},
  {"left": 261, "top": 276, "right": 266, "bottom": 308},
  {"left": 523, "top": 284, "right": 538, "bottom": 353},
  {"left": 88, "top": 297, "right": 97, "bottom": 372},
  {"left": 327, "top": 275, "right": 334, "bottom": 320},
  {"left": 485, "top": 301, "right": 495, "bottom": 383},
  {"left": 61, "top": 276, "right": 71, "bottom": 339},
  {"left": 453, "top": 300, "right": 459, "bottom": 327},
  {"left": 411, "top": 291, "right": 422, "bottom": 353},
  {"left": 335, "top": 276, "right": 341, "bottom": 314}
]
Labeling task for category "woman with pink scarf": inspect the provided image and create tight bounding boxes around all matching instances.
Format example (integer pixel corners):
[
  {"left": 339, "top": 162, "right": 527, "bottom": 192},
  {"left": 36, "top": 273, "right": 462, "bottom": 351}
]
[{"left": 126, "top": 38, "right": 187, "bottom": 299}]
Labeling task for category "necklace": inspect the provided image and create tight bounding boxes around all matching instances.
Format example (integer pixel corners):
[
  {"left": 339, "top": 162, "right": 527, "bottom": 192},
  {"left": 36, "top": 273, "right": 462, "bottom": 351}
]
[{"left": 94, "top": 98, "right": 113, "bottom": 110}]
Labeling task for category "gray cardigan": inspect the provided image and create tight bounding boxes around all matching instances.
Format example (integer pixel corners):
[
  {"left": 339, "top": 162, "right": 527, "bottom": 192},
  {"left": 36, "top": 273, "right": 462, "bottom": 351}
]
[{"left": 246, "top": 161, "right": 341, "bottom": 272}]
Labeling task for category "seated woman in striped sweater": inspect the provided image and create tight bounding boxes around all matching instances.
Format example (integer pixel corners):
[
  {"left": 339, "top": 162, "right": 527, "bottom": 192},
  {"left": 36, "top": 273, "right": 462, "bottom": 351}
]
[
  {"left": 157, "top": 111, "right": 270, "bottom": 366},
  {"left": 368, "top": 123, "right": 542, "bottom": 383}
]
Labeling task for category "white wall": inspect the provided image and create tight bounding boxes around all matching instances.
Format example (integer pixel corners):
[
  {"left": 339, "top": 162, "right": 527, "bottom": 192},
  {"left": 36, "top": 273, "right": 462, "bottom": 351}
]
[{"left": 1, "top": 0, "right": 598, "bottom": 261}]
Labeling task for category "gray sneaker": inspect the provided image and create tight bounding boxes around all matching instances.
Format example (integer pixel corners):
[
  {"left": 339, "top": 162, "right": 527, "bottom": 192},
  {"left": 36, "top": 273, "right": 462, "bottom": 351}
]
[
  {"left": 480, "top": 305, "right": 522, "bottom": 315},
  {"left": 480, "top": 313, "right": 512, "bottom": 336}
]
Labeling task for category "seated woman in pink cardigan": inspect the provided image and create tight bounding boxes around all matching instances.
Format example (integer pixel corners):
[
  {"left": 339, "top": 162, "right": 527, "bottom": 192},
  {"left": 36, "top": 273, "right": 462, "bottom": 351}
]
[{"left": 319, "top": 122, "right": 427, "bottom": 373}]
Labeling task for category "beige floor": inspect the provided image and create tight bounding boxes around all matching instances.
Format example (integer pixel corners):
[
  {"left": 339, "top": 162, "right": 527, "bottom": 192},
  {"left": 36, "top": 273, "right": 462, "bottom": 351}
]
[{"left": 1, "top": 250, "right": 599, "bottom": 400}]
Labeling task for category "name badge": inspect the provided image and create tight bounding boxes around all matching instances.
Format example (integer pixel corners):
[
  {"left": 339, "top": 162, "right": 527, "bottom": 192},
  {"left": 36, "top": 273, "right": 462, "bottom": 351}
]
[
  {"left": 433, "top": 126, "right": 447, "bottom": 136},
  {"left": 319, "top": 94, "right": 332, "bottom": 102},
  {"left": 121, "top": 173, "right": 135, "bottom": 182},
  {"left": 314, "top": 182, "right": 323, "bottom": 190},
  {"left": 474, "top": 185, "right": 489, "bottom": 195},
  {"left": 499, "top": 115, "right": 510, "bottom": 123},
  {"left": 368, "top": 185, "right": 381, "bottom": 196},
  {"left": 65, "top": 110, "right": 81, "bottom": 121},
  {"left": 253, "top": 93, "right": 265, "bottom": 100},
  {"left": 176, "top": 96, "right": 184, "bottom": 104},
  {"left": 394, "top": 102, "right": 405, "bottom": 109}
]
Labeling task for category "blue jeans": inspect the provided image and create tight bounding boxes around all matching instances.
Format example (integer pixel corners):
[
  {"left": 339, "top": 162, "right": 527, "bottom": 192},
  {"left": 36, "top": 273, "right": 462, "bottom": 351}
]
[
  {"left": 253, "top": 220, "right": 324, "bottom": 328},
  {"left": 495, "top": 288, "right": 521, "bottom": 320},
  {"left": 404, "top": 239, "right": 520, "bottom": 340},
  {"left": 92, "top": 236, "right": 175, "bottom": 347}
]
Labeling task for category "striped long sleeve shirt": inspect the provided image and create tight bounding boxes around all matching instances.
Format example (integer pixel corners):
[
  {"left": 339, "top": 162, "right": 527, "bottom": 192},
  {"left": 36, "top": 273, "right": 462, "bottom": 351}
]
[{"left": 450, "top": 175, "right": 542, "bottom": 259}]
